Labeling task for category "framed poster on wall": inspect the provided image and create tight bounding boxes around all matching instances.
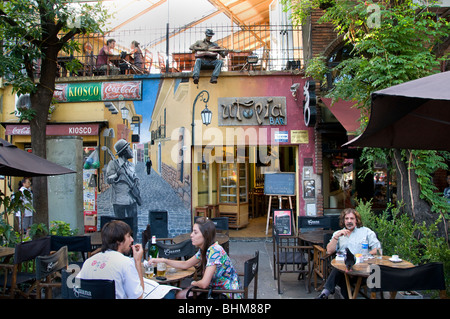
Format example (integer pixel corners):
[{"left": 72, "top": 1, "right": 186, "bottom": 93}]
[{"left": 273, "top": 209, "right": 294, "bottom": 236}]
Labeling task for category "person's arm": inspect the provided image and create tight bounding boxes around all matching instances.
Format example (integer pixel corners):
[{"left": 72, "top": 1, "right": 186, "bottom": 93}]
[
  {"left": 132, "top": 244, "right": 145, "bottom": 299},
  {"left": 326, "top": 229, "right": 351, "bottom": 255},
  {"left": 191, "top": 265, "right": 216, "bottom": 289},
  {"left": 150, "top": 255, "right": 199, "bottom": 270}
]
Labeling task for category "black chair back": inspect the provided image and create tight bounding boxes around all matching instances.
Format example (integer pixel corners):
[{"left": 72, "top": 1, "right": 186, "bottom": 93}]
[
  {"left": 211, "top": 217, "right": 229, "bottom": 235},
  {"left": 243, "top": 250, "right": 259, "bottom": 299},
  {"left": 14, "top": 236, "right": 51, "bottom": 264},
  {"left": 376, "top": 262, "right": 446, "bottom": 293},
  {"left": 156, "top": 239, "right": 196, "bottom": 259},
  {"left": 35, "top": 246, "right": 68, "bottom": 280},
  {"left": 323, "top": 232, "right": 333, "bottom": 248},
  {"left": 61, "top": 268, "right": 116, "bottom": 299},
  {"left": 50, "top": 235, "right": 91, "bottom": 253}
]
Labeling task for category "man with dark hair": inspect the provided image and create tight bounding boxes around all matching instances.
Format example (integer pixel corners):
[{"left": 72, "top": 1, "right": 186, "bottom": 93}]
[
  {"left": 77, "top": 220, "right": 144, "bottom": 299},
  {"left": 316, "top": 208, "right": 381, "bottom": 299},
  {"left": 96, "top": 38, "right": 120, "bottom": 75}
]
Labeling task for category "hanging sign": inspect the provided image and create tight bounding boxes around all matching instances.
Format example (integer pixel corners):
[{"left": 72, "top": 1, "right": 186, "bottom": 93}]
[{"left": 53, "top": 81, "right": 142, "bottom": 103}]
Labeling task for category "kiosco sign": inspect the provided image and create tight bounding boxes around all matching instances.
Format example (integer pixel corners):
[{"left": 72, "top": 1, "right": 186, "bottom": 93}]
[
  {"left": 53, "top": 81, "right": 142, "bottom": 103},
  {"left": 6, "top": 124, "right": 99, "bottom": 136}
]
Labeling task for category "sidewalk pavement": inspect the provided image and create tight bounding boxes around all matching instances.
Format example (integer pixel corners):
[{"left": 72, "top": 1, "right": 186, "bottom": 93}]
[{"left": 228, "top": 238, "right": 318, "bottom": 299}]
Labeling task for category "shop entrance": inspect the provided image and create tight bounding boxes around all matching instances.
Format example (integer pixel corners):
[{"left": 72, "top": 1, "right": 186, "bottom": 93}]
[{"left": 193, "top": 145, "right": 298, "bottom": 238}]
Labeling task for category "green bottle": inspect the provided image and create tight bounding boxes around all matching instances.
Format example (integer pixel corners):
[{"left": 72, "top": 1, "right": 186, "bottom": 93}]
[{"left": 149, "top": 236, "right": 158, "bottom": 274}]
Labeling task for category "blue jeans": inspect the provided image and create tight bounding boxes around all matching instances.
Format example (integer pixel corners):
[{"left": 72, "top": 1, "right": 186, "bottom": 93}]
[{"left": 193, "top": 58, "right": 223, "bottom": 78}]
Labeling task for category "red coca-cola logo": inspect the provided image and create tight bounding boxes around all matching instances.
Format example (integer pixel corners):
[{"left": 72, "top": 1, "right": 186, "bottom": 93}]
[
  {"left": 10, "top": 126, "right": 31, "bottom": 135},
  {"left": 53, "top": 84, "right": 68, "bottom": 102},
  {"left": 102, "top": 81, "right": 141, "bottom": 100}
]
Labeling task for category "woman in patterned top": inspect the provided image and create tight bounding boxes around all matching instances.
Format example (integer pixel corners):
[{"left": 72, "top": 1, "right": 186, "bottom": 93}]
[{"left": 150, "top": 217, "right": 241, "bottom": 299}]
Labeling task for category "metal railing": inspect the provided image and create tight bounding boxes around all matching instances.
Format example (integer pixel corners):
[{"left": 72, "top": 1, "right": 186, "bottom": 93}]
[{"left": 52, "top": 24, "right": 304, "bottom": 77}]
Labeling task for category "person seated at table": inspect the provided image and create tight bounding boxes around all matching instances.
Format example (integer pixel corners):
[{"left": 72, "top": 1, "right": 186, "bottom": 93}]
[
  {"left": 96, "top": 38, "right": 120, "bottom": 75},
  {"left": 77, "top": 220, "right": 143, "bottom": 299},
  {"left": 189, "top": 29, "right": 227, "bottom": 84},
  {"left": 129, "top": 40, "right": 145, "bottom": 71},
  {"left": 150, "top": 217, "right": 241, "bottom": 299},
  {"left": 316, "top": 208, "right": 381, "bottom": 299}
]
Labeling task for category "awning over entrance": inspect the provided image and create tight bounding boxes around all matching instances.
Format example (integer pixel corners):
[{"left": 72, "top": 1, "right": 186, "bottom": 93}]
[{"left": 320, "top": 98, "right": 361, "bottom": 134}]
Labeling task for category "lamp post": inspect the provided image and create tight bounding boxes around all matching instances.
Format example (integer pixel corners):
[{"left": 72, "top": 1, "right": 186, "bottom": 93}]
[
  {"left": 191, "top": 90, "right": 212, "bottom": 146},
  {"left": 121, "top": 106, "right": 129, "bottom": 125}
]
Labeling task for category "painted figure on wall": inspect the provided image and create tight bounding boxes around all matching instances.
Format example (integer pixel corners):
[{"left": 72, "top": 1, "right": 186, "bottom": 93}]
[{"left": 106, "top": 139, "right": 142, "bottom": 236}]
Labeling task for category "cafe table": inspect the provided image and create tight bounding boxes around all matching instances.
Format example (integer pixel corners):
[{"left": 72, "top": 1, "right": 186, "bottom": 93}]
[
  {"left": 297, "top": 229, "right": 334, "bottom": 246},
  {"left": 0, "top": 246, "right": 15, "bottom": 259},
  {"left": 331, "top": 255, "right": 414, "bottom": 299},
  {"left": 146, "top": 266, "right": 196, "bottom": 287}
]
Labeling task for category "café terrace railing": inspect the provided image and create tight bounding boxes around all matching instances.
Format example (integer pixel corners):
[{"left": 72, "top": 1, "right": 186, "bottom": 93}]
[{"left": 50, "top": 24, "right": 304, "bottom": 78}]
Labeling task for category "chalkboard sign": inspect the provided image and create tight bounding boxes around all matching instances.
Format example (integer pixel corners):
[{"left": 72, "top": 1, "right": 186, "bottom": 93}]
[
  {"left": 264, "top": 172, "right": 295, "bottom": 195},
  {"left": 273, "top": 210, "right": 294, "bottom": 236}
]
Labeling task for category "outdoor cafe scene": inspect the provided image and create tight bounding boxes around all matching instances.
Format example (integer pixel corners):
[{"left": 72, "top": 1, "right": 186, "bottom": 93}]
[{"left": 0, "top": 0, "right": 449, "bottom": 304}]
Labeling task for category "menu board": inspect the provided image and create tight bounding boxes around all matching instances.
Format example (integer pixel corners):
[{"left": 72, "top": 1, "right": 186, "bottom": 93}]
[
  {"left": 264, "top": 172, "right": 295, "bottom": 195},
  {"left": 273, "top": 210, "right": 294, "bottom": 236}
]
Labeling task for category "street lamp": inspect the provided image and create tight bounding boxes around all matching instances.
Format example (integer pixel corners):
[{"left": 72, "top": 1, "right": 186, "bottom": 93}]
[
  {"left": 191, "top": 90, "right": 212, "bottom": 146},
  {"left": 201, "top": 105, "right": 212, "bottom": 126},
  {"left": 121, "top": 106, "right": 129, "bottom": 124}
]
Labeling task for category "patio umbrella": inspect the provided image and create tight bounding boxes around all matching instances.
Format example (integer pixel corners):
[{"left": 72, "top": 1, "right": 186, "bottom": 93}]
[
  {"left": 0, "top": 138, "right": 75, "bottom": 177},
  {"left": 344, "top": 71, "right": 450, "bottom": 151}
]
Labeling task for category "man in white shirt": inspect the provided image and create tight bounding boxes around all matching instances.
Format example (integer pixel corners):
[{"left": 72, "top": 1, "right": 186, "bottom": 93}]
[
  {"left": 316, "top": 208, "right": 381, "bottom": 299},
  {"left": 15, "top": 178, "right": 33, "bottom": 236},
  {"left": 77, "top": 220, "right": 144, "bottom": 299}
]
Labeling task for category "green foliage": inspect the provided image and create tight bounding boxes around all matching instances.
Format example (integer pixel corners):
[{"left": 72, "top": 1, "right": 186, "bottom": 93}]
[
  {"left": 358, "top": 200, "right": 450, "bottom": 294},
  {"left": 50, "top": 220, "right": 78, "bottom": 236},
  {"left": 0, "top": 0, "right": 110, "bottom": 93}
]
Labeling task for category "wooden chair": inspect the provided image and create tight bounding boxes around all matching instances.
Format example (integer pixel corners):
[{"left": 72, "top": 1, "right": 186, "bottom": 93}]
[
  {"left": 61, "top": 268, "right": 116, "bottom": 299},
  {"left": 312, "top": 232, "right": 334, "bottom": 291},
  {"left": 0, "top": 236, "right": 51, "bottom": 298},
  {"left": 34, "top": 246, "right": 68, "bottom": 299},
  {"left": 272, "top": 228, "right": 312, "bottom": 294},
  {"left": 158, "top": 52, "right": 179, "bottom": 73},
  {"left": 191, "top": 250, "right": 259, "bottom": 299},
  {"left": 371, "top": 262, "right": 447, "bottom": 299}
]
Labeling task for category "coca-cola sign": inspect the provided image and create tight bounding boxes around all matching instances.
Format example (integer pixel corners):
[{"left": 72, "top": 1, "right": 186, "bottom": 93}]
[
  {"left": 52, "top": 81, "right": 142, "bottom": 102},
  {"left": 102, "top": 81, "right": 141, "bottom": 101},
  {"left": 6, "top": 124, "right": 99, "bottom": 136}
]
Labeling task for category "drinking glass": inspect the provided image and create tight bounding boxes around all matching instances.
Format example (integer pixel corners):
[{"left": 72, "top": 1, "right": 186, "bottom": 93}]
[
  {"left": 145, "top": 263, "right": 154, "bottom": 278},
  {"left": 376, "top": 247, "right": 383, "bottom": 259},
  {"left": 157, "top": 262, "right": 167, "bottom": 277}
]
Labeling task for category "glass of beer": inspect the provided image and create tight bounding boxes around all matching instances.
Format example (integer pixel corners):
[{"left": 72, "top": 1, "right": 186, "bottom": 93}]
[
  {"left": 157, "top": 262, "right": 167, "bottom": 277},
  {"left": 144, "top": 262, "right": 154, "bottom": 278}
]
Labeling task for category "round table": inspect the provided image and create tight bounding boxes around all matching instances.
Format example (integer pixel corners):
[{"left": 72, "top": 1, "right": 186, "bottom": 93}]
[
  {"left": 146, "top": 266, "right": 196, "bottom": 286},
  {"left": 331, "top": 256, "right": 414, "bottom": 299}
]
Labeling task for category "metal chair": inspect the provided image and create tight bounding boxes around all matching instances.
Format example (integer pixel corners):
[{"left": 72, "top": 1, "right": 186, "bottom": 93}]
[
  {"left": 0, "top": 236, "right": 51, "bottom": 298},
  {"left": 191, "top": 250, "right": 259, "bottom": 299},
  {"left": 35, "top": 246, "right": 68, "bottom": 299},
  {"left": 371, "top": 262, "right": 447, "bottom": 299},
  {"left": 61, "top": 268, "right": 116, "bottom": 299},
  {"left": 272, "top": 228, "right": 312, "bottom": 294}
]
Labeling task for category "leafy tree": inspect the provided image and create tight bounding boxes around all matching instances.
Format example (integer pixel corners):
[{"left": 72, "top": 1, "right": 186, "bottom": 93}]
[
  {"left": 0, "top": 0, "right": 108, "bottom": 226},
  {"left": 285, "top": 0, "right": 450, "bottom": 237}
]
